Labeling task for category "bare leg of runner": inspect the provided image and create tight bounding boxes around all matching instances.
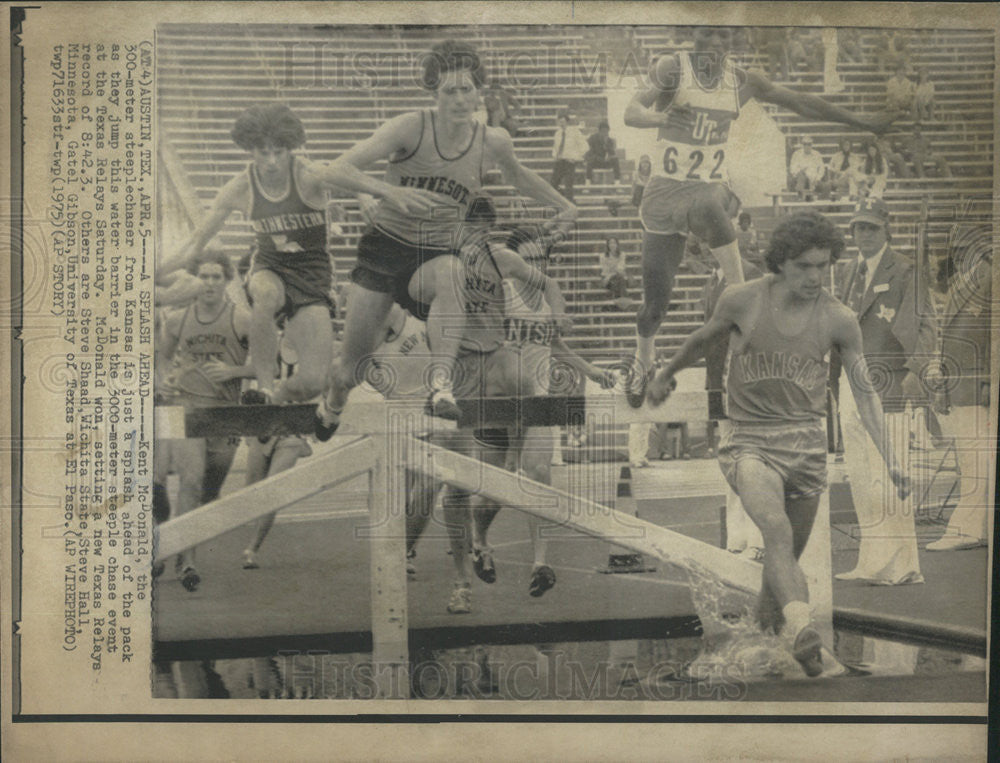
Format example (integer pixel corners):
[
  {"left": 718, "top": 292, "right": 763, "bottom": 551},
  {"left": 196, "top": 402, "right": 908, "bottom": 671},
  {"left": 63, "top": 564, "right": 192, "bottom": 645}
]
[
  {"left": 735, "top": 459, "right": 823, "bottom": 675},
  {"left": 318, "top": 287, "right": 395, "bottom": 435},
  {"left": 246, "top": 270, "right": 286, "bottom": 399},
  {"left": 171, "top": 438, "right": 208, "bottom": 591},
  {"left": 407, "top": 255, "right": 466, "bottom": 405},
  {"left": 272, "top": 305, "right": 334, "bottom": 404}
]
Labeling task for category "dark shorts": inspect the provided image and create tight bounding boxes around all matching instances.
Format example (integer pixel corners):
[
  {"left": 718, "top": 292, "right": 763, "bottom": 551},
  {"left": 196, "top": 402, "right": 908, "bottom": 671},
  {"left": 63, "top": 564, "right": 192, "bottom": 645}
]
[
  {"left": 251, "top": 248, "right": 334, "bottom": 321},
  {"left": 639, "top": 176, "right": 741, "bottom": 236},
  {"left": 453, "top": 345, "right": 514, "bottom": 451},
  {"left": 350, "top": 226, "right": 455, "bottom": 321},
  {"left": 718, "top": 419, "right": 828, "bottom": 500}
]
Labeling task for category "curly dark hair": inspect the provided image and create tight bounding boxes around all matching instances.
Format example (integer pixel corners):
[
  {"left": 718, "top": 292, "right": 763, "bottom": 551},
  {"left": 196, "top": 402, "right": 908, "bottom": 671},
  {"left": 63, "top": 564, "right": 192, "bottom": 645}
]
[
  {"left": 230, "top": 104, "right": 306, "bottom": 151},
  {"left": 188, "top": 246, "right": 234, "bottom": 281},
  {"left": 764, "top": 211, "right": 845, "bottom": 274},
  {"left": 420, "top": 40, "right": 485, "bottom": 91}
]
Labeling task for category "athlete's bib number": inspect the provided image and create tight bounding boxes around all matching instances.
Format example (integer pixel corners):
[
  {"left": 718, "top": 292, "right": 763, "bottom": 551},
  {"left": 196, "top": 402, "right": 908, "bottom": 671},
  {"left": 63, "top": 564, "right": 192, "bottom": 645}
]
[{"left": 662, "top": 147, "right": 726, "bottom": 180}]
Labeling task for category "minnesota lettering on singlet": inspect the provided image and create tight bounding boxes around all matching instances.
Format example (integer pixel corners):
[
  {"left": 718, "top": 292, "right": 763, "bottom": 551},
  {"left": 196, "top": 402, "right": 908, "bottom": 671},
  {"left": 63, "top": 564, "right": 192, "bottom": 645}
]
[
  {"left": 376, "top": 110, "right": 485, "bottom": 249},
  {"left": 651, "top": 53, "right": 741, "bottom": 183},
  {"left": 727, "top": 280, "right": 829, "bottom": 422}
]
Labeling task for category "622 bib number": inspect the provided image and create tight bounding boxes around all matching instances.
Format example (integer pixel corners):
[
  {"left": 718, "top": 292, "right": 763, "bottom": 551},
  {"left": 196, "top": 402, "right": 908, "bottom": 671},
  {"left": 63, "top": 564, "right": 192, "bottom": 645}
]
[{"left": 662, "top": 147, "right": 726, "bottom": 180}]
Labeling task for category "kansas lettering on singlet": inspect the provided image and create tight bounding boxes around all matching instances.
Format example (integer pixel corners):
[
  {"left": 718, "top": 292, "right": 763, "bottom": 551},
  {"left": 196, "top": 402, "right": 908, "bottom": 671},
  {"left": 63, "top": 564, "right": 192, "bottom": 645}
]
[
  {"left": 162, "top": 298, "right": 248, "bottom": 405},
  {"left": 650, "top": 52, "right": 741, "bottom": 184},
  {"left": 727, "top": 278, "right": 829, "bottom": 423},
  {"left": 376, "top": 110, "right": 485, "bottom": 249},
  {"left": 248, "top": 156, "right": 327, "bottom": 257}
]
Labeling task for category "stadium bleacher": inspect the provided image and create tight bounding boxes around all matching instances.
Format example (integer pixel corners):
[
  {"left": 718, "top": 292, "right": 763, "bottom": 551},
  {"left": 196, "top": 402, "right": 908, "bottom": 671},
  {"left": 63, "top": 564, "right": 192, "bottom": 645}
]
[{"left": 157, "top": 23, "right": 994, "bottom": 453}]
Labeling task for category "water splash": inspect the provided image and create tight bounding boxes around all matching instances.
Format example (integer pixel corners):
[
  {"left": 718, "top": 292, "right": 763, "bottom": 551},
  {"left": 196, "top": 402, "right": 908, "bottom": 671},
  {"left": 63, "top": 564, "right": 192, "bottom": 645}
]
[{"left": 680, "top": 559, "right": 806, "bottom": 683}]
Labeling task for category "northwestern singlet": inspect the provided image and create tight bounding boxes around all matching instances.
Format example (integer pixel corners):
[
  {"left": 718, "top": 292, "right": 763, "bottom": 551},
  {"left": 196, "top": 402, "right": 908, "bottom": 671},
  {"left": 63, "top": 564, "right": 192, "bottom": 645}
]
[
  {"left": 649, "top": 52, "right": 741, "bottom": 185},
  {"left": 248, "top": 155, "right": 332, "bottom": 303},
  {"left": 727, "top": 278, "right": 829, "bottom": 423},
  {"left": 375, "top": 110, "right": 486, "bottom": 249},
  {"left": 162, "top": 298, "right": 248, "bottom": 406}
]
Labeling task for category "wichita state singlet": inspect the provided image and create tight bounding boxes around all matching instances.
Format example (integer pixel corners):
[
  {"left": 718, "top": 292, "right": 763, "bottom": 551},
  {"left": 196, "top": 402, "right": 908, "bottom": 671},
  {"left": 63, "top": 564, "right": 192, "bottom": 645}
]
[
  {"left": 458, "top": 237, "right": 506, "bottom": 353},
  {"left": 161, "top": 298, "right": 248, "bottom": 406},
  {"left": 375, "top": 110, "right": 486, "bottom": 249},
  {"left": 649, "top": 52, "right": 741, "bottom": 185},
  {"left": 727, "top": 278, "right": 829, "bottom": 423}
]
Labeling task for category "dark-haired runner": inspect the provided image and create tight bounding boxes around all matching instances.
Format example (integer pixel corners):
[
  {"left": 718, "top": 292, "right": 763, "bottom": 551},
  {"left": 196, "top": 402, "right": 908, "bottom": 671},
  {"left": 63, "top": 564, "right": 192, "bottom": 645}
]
[{"left": 647, "top": 211, "right": 910, "bottom": 677}]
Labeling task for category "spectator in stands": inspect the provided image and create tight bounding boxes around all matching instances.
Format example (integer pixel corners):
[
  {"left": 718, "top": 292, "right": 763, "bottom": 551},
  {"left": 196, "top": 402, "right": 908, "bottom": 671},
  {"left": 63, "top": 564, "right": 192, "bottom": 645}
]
[
  {"left": 913, "top": 68, "right": 936, "bottom": 122},
  {"left": 599, "top": 236, "right": 630, "bottom": 310},
  {"left": 827, "top": 138, "right": 862, "bottom": 198},
  {"left": 762, "top": 28, "right": 790, "bottom": 81},
  {"left": 483, "top": 82, "right": 525, "bottom": 137},
  {"left": 631, "top": 154, "right": 652, "bottom": 207},
  {"left": 787, "top": 28, "right": 822, "bottom": 73},
  {"left": 584, "top": 121, "right": 622, "bottom": 184},
  {"left": 876, "top": 30, "right": 910, "bottom": 72},
  {"left": 884, "top": 63, "right": 915, "bottom": 115},
  {"left": 873, "top": 135, "right": 914, "bottom": 180},
  {"left": 858, "top": 140, "right": 889, "bottom": 198},
  {"left": 550, "top": 111, "right": 588, "bottom": 202},
  {"left": 734, "top": 211, "right": 763, "bottom": 269},
  {"left": 788, "top": 136, "right": 831, "bottom": 201},
  {"left": 837, "top": 28, "right": 863, "bottom": 64},
  {"left": 898, "top": 125, "right": 952, "bottom": 178}
]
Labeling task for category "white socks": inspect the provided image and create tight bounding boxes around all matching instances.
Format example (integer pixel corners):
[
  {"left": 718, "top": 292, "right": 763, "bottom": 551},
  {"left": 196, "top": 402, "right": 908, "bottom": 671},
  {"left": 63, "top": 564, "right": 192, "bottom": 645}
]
[{"left": 782, "top": 600, "right": 812, "bottom": 639}]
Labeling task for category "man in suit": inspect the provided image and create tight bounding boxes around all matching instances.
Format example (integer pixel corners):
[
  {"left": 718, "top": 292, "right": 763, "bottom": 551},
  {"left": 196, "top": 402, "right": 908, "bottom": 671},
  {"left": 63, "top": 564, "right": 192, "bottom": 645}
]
[
  {"left": 927, "top": 223, "right": 992, "bottom": 551},
  {"left": 550, "top": 112, "right": 587, "bottom": 202},
  {"left": 834, "top": 198, "right": 937, "bottom": 585}
]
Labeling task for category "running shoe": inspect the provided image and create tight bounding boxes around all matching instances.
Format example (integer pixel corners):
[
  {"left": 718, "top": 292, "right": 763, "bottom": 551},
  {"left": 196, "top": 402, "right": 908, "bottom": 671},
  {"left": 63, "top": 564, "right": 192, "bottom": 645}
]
[
  {"left": 313, "top": 399, "right": 341, "bottom": 443},
  {"left": 426, "top": 390, "right": 461, "bottom": 421},
  {"left": 791, "top": 626, "right": 824, "bottom": 677},
  {"left": 472, "top": 546, "right": 496, "bottom": 584},
  {"left": 528, "top": 565, "right": 556, "bottom": 597},
  {"left": 446, "top": 582, "right": 472, "bottom": 614},
  {"left": 242, "top": 549, "right": 259, "bottom": 570},
  {"left": 179, "top": 565, "right": 201, "bottom": 593}
]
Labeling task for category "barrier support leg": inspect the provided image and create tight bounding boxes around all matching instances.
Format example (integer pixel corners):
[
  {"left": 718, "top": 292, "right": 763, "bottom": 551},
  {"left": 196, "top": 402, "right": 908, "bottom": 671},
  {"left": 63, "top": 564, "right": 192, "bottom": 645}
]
[{"left": 368, "top": 433, "right": 409, "bottom": 699}]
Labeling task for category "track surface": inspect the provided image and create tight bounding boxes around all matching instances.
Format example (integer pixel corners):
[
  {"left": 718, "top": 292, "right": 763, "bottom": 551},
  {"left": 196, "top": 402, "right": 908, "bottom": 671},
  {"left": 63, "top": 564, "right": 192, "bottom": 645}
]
[{"left": 154, "top": 455, "right": 988, "bottom": 702}]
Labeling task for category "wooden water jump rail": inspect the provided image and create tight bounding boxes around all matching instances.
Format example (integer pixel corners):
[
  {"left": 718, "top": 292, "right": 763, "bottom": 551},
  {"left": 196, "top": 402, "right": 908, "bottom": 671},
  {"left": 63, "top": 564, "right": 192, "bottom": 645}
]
[{"left": 152, "top": 389, "right": 985, "bottom": 696}]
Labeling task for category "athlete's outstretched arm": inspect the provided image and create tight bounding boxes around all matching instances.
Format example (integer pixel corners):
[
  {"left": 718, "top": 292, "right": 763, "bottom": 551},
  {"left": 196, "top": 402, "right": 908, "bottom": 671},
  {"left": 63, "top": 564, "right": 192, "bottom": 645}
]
[
  {"left": 156, "top": 174, "right": 245, "bottom": 284},
  {"left": 646, "top": 286, "right": 744, "bottom": 406},
  {"left": 624, "top": 55, "right": 681, "bottom": 128},
  {"left": 487, "top": 129, "right": 577, "bottom": 230},
  {"left": 550, "top": 337, "right": 616, "bottom": 387},
  {"left": 155, "top": 271, "right": 203, "bottom": 308},
  {"left": 746, "top": 70, "right": 901, "bottom": 134},
  {"left": 833, "top": 304, "right": 910, "bottom": 497},
  {"left": 311, "top": 113, "right": 441, "bottom": 216}
]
